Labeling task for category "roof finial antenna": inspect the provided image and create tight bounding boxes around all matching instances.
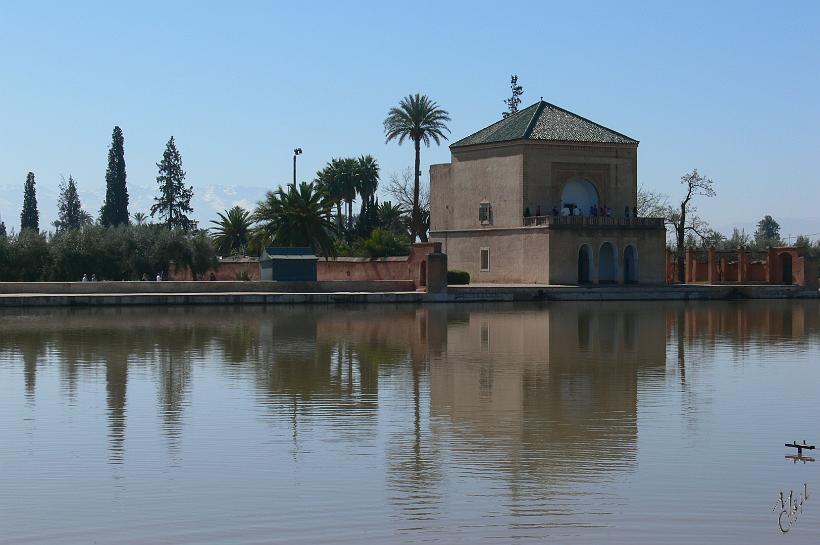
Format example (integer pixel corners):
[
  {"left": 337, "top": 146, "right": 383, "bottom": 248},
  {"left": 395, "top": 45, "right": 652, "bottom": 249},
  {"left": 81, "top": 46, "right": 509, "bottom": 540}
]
[{"left": 540, "top": 96, "right": 543, "bottom": 102}]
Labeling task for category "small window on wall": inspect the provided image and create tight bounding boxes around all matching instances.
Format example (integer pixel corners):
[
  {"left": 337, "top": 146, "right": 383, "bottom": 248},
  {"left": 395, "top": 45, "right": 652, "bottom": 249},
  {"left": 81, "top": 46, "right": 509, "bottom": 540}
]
[
  {"left": 479, "top": 201, "right": 492, "bottom": 225},
  {"left": 480, "top": 247, "right": 490, "bottom": 272}
]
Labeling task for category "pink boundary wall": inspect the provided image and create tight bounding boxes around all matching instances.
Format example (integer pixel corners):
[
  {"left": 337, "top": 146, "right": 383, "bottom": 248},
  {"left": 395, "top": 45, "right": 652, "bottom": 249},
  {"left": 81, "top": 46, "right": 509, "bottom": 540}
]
[
  {"left": 169, "top": 258, "right": 260, "bottom": 281},
  {"left": 170, "top": 243, "right": 443, "bottom": 290},
  {"left": 666, "top": 247, "right": 818, "bottom": 290},
  {"left": 317, "top": 243, "right": 440, "bottom": 289}
]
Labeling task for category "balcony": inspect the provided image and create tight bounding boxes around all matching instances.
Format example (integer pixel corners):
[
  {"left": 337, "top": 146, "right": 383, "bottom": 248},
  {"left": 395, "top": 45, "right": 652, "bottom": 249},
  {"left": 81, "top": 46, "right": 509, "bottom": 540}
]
[{"left": 523, "top": 215, "right": 665, "bottom": 229}]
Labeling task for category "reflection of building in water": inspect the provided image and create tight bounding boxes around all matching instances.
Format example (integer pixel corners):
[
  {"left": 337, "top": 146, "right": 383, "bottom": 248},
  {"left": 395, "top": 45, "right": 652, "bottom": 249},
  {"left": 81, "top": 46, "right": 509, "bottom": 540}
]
[
  {"left": 0, "top": 302, "right": 816, "bottom": 486},
  {"left": 428, "top": 303, "right": 668, "bottom": 486}
]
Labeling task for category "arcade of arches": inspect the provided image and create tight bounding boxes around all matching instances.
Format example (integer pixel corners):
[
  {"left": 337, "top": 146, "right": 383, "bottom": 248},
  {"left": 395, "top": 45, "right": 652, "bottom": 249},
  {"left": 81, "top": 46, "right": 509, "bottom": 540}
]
[{"left": 577, "top": 242, "right": 639, "bottom": 285}]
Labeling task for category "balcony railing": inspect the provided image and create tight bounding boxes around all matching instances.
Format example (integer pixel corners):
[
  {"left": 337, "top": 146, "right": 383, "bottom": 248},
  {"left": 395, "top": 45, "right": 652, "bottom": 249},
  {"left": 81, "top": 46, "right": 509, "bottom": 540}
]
[{"left": 523, "top": 215, "right": 665, "bottom": 228}]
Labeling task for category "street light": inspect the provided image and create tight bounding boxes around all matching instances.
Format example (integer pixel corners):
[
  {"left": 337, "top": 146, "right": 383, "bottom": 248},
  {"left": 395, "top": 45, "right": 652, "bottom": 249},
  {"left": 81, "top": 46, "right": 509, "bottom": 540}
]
[{"left": 293, "top": 148, "right": 302, "bottom": 186}]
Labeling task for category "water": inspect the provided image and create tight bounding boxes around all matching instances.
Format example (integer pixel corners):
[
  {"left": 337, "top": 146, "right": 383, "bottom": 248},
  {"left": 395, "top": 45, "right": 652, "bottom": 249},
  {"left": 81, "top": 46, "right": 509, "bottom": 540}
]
[{"left": 0, "top": 301, "right": 818, "bottom": 544}]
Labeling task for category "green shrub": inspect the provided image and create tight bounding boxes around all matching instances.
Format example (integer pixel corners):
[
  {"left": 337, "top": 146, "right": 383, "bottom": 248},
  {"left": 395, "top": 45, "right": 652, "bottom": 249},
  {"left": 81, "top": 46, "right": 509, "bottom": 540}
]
[
  {"left": 12, "top": 230, "right": 50, "bottom": 281},
  {"left": 235, "top": 270, "right": 251, "bottom": 281},
  {"left": 447, "top": 270, "right": 470, "bottom": 285},
  {"left": 0, "top": 224, "right": 218, "bottom": 281},
  {"left": 357, "top": 228, "right": 410, "bottom": 258}
]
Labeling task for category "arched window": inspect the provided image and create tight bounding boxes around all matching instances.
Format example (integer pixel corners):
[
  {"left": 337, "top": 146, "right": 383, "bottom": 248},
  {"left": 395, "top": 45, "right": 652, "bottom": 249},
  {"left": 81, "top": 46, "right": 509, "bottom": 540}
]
[{"left": 561, "top": 179, "right": 599, "bottom": 216}]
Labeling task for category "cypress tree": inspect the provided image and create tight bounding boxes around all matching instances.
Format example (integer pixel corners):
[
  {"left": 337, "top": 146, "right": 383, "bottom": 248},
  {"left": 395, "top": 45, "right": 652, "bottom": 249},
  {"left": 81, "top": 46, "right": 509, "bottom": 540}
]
[
  {"left": 56, "top": 175, "right": 87, "bottom": 231},
  {"left": 20, "top": 172, "right": 39, "bottom": 232},
  {"left": 150, "top": 136, "right": 195, "bottom": 231},
  {"left": 0, "top": 216, "right": 6, "bottom": 238},
  {"left": 100, "top": 126, "right": 129, "bottom": 226}
]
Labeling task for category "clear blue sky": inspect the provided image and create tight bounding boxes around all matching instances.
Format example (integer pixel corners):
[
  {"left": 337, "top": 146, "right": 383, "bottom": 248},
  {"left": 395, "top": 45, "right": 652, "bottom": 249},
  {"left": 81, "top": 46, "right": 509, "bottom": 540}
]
[{"left": 1, "top": 1, "right": 818, "bottom": 234}]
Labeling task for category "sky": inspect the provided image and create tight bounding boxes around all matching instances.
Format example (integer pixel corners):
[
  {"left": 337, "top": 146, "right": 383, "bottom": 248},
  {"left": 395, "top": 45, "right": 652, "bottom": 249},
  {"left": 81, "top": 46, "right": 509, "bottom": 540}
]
[{"left": 1, "top": 1, "right": 819, "bottom": 237}]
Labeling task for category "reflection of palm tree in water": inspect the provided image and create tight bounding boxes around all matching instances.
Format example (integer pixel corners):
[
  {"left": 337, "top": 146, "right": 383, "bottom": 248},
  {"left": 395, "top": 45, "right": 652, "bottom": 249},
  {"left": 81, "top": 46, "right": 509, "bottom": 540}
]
[{"left": 386, "top": 342, "right": 442, "bottom": 522}]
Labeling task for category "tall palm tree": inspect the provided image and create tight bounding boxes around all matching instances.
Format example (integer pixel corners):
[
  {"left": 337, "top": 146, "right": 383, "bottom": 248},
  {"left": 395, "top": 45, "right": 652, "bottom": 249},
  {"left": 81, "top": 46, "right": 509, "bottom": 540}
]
[
  {"left": 316, "top": 163, "right": 341, "bottom": 229},
  {"left": 252, "top": 181, "right": 336, "bottom": 258},
  {"left": 337, "top": 158, "right": 358, "bottom": 232},
  {"left": 132, "top": 212, "right": 147, "bottom": 226},
  {"left": 316, "top": 158, "right": 356, "bottom": 231},
  {"left": 210, "top": 205, "right": 252, "bottom": 256},
  {"left": 356, "top": 155, "right": 380, "bottom": 218},
  {"left": 383, "top": 94, "right": 450, "bottom": 242}
]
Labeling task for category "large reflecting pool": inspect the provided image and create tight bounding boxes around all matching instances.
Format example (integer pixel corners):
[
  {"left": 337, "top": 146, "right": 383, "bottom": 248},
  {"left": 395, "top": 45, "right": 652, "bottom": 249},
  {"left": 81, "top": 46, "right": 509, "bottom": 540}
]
[{"left": 1, "top": 301, "right": 819, "bottom": 544}]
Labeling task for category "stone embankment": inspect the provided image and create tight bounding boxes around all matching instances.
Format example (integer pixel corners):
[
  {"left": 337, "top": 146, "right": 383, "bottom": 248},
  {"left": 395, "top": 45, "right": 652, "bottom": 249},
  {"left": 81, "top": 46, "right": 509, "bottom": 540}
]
[{"left": 0, "top": 281, "right": 816, "bottom": 307}]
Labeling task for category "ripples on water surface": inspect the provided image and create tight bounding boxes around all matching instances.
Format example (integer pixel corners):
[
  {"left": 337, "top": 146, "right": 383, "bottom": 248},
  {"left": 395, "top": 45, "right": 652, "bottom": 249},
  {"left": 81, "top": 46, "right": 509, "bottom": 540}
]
[{"left": 0, "top": 301, "right": 819, "bottom": 544}]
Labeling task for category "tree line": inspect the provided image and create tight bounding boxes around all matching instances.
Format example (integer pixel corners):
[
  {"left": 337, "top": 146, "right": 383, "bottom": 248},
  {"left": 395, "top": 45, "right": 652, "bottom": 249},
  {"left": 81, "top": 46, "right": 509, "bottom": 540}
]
[
  {"left": 11, "top": 128, "right": 196, "bottom": 234},
  {"left": 0, "top": 93, "right": 453, "bottom": 280},
  {"left": 210, "top": 93, "right": 451, "bottom": 260}
]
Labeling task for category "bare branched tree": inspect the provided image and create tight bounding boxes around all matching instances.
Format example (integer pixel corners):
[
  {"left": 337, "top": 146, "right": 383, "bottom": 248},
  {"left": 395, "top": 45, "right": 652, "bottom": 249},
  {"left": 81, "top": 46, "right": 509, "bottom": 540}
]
[
  {"left": 387, "top": 167, "right": 430, "bottom": 240},
  {"left": 636, "top": 185, "right": 670, "bottom": 218},
  {"left": 668, "top": 169, "right": 716, "bottom": 282}
]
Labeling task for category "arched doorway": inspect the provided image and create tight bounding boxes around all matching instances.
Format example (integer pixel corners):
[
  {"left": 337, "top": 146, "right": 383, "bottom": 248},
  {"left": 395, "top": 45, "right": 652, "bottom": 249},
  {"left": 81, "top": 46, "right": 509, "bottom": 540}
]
[
  {"left": 577, "top": 245, "right": 591, "bottom": 283},
  {"left": 623, "top": 245, "right": 638, "bottom": 283},
  {"left": 599, "top": 242, "right": 617, "bottom": 283},
  {"left": 561, "top": 179, "right": 599, "bottom": 215},
  {"left": 780, "top": 253, "right": 792, "bottom": 284}
]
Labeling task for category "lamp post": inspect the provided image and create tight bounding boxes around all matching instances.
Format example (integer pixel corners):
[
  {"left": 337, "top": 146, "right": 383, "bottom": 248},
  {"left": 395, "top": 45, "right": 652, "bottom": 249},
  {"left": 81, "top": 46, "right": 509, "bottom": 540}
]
[{"left": 293, "top": 148, "right": 302, "bottom": 186}]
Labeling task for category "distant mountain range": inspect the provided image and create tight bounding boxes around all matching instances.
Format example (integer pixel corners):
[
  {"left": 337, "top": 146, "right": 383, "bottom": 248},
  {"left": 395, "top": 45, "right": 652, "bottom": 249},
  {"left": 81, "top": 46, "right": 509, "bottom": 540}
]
[{"left": 0, "top": 183, "right": 270, "bottom": 231}]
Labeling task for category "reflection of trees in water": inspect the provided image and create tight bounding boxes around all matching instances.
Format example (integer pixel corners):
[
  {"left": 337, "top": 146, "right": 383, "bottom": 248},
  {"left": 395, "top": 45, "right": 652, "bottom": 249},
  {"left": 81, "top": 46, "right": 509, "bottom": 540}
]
[
  {"left": 106, "top": 353, "right": 128, "bottom": 463},
  {"left": 385, "top": 348, "right": 443, "bottom": 523},
  {"left": 0, "top": 301, "right": 817, "bottom": 501},
  {"left": 0, "top": 306, "right": 430, "bottom": 461},
  {"left": 663, "top": 301, "right": 820, "bottom": 439},
  {"left": 21, "top": 336, "right": 44, "bottom": 401}
]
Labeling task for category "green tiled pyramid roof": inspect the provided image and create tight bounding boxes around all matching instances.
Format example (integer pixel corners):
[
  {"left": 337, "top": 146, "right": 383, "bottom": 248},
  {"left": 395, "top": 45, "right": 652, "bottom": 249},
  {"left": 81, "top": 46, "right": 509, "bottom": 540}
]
[{"left": 451, "top": 100, "right": 638, "bottom": 148}]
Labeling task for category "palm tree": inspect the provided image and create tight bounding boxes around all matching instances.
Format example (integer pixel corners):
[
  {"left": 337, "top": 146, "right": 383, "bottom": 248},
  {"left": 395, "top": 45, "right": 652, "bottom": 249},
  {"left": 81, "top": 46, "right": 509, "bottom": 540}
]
[
  {"left": 210, "top": 205, "right": 252, "bottom": 256},
  {"left": 337, "top": 158, "right": 358, "bottom": 232},
  {"left": 316, "top": 158, "right": 353, "bottom": 231},
  {"left": 383, "top": 94, "right": 450, "bottom": 242},
  {"left": 315, "top": 164, "right": 338, "bottom": 227},
  {"left": 253, "top": 181, "right": 336, "bottom": 257},
  {"left": 377, "top": 201, "right": 405, "bottom": 234},
  {"left": 132, "top": 212, "right": 147, "bottom": 225},
  {"left": 356, "top": 155, "right": 380, "bottom": 218}
]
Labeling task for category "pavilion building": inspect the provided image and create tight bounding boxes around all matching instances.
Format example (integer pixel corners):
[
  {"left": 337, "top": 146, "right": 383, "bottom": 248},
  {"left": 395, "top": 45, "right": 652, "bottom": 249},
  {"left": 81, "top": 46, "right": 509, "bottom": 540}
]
[{"left": 430, "top": 100, "right": 666, "bottom": 285}]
